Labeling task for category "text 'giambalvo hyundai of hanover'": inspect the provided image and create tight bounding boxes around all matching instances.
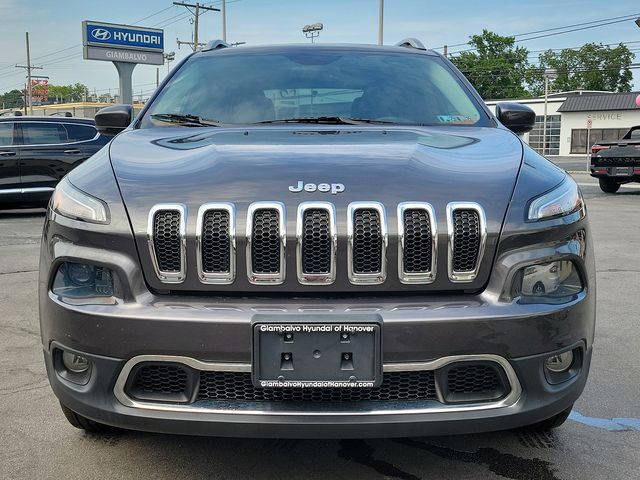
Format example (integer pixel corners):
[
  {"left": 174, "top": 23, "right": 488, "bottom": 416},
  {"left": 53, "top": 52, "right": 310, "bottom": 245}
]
[{"left": 40, "top": 39, "right": 594, "bottom": 438}]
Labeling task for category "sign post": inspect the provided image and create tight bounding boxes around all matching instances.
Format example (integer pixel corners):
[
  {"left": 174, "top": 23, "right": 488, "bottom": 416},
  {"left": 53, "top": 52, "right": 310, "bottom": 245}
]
[{"left": 82, "top": 21, "right": 164, "bottom": 105}]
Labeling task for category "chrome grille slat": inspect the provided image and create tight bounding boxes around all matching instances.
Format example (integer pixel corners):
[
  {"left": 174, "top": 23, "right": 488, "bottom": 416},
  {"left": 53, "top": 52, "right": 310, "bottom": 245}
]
[
  {"left": 446, "top": 202, "right": 487, "bottom": 283},
  {"left": 347, "top": 202, "right": 387, "bottom": 284},
  {"left": 246, "top": 202, "right": 286, "bottom": 284},
  {"left": 398, "top": 202, "right": 437, "bottom": 284},
  {"left": 146, "top": 201, "right": 488, "bottom": 286},
  {"left": 296, "top": 202, "right": 337, "bottom": 285},
  {"left": 147, "top": 204, "right": 187, "bottom": 284},
  {"left": 196, "top": 203, "right": 236, "bottom": 284}
]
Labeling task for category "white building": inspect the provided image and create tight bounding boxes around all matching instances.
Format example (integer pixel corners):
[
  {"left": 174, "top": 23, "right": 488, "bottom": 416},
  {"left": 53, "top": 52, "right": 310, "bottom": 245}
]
[{"left": 485, "top": 91, "right": 640, "bottom": 156}]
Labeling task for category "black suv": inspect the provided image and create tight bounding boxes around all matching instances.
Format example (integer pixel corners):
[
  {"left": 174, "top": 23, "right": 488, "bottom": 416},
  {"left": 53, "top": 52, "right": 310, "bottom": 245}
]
[
  {"left": 40, "top": 41, "right": 594, "bottom": 438},
  {"left": 0, "top": 116, "right": 112, "bottom": 207}
]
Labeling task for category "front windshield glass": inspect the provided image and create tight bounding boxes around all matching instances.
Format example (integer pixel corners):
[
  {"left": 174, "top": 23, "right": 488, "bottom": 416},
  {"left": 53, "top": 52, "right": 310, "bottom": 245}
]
[{"left": 140, "top": 48, "right": 489, "bottom": 128}]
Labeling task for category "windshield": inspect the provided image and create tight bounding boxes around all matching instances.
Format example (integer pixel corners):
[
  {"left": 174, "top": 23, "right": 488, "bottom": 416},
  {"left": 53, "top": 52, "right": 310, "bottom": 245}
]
[{"left": 139, "top": 48, "right": 490, "bottom": 128}]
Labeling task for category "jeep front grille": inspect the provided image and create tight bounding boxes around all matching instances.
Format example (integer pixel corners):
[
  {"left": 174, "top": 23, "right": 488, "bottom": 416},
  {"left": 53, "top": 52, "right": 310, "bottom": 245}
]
[
  {"left": 196, "top": 203, "right": 235, "bottom": 284},
  {"left": 297, "top": 202, "right": 337, "bottom": 285},
  {"left": 398, "top": 202, "right": 437, "bottom": 284},
  {"left": 246, "top": 202, "right": 286, "bottom": 284},
  {"left": 447, "top": 202, "right": 486, "bottom": 283},
  {"left": 347, "top": 202, "right": 387, "bottom": 284},
  {"left": 147, "top": 202, "right": 487, "bottom": 286},
  {"left": 148, "top": 204, "right": 186, "bottom": 283}
]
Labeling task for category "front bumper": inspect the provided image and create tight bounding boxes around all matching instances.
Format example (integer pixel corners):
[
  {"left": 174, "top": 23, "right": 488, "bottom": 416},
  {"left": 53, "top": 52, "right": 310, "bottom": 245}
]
[
  {"left": 45, "top": 341, "right": 591, "bottom": 438},
  {"left": 42, "top": 288, "right": 594, "bottom": 438}
]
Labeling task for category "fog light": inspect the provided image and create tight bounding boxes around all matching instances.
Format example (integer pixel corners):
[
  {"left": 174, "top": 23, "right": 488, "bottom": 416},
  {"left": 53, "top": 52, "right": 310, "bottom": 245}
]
[
  {"left": 544, "top": 351, "right": 574, "bottom": 373},
  {"left": 62, "top": 351, "right": 90, "bottom": 373}
]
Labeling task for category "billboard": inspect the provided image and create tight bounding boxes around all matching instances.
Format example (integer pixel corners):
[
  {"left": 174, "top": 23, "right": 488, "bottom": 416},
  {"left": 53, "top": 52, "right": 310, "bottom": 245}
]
[
  {"left": 82, "top": 21, "right": 164, "bottom": 66},
  {"left": 31, "top": 77, "right": 49, "bottom": 103}
]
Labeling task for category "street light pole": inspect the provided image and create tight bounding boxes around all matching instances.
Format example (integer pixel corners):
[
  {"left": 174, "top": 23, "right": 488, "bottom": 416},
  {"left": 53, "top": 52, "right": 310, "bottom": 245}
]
[
  {"left": 542, "top": 68, "right": 557, "bottom": 157},
  {"left": 222, "top": 0, "right": 227, "bottom": 42},
  {"left": 302, "top": 23, "right": 323, "bottom": 43},
  {"left": 164, "top": 51, "right": 175, "bottom": 74},
  {"left": 378, "top": 0, "right": 384, "bottom": 45}
]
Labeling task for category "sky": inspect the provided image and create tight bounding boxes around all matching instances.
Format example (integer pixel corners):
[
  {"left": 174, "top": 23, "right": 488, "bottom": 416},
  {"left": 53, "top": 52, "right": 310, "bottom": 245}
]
[{"left": 0, "top": 0, "right": 638, "bottom": 99}]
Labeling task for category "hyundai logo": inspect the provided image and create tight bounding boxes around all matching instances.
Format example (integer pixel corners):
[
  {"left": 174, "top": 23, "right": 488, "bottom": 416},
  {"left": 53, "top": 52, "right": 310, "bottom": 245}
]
[{"left": 91, "top": 28, "right": 111, "bottom": 41}]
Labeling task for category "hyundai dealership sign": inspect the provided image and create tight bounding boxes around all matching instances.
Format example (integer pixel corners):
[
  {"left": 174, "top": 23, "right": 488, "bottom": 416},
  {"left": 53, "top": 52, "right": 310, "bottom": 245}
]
[{"left": 82, "top": 21, "right": 164, "bottom": 65}]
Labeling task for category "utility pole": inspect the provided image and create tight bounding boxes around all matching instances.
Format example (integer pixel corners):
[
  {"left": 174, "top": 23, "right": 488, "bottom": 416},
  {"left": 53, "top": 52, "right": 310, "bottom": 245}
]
[
  {"left": 173, "top": 2, "right": 220, "bottom": 51},
  {"left": 378, "top": 0, "right": 384, "bottom": 45},
  {"left": 15, "top": 32, "right": 42, "bottom": 115}
]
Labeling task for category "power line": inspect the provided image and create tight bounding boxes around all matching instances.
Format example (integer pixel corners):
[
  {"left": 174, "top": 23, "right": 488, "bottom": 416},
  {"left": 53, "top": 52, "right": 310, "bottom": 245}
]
[
  {"left": 174, "top": 2, "right": 221, "bottom": 51},
  {"left": 444, "top": 13, "right": 640, "bottom": 54}
]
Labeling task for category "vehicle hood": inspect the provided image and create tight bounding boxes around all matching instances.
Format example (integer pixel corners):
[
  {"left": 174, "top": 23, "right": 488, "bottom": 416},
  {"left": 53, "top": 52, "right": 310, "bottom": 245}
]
[{"left": 109, "top": 125, "right": 524, "bottom": 292}]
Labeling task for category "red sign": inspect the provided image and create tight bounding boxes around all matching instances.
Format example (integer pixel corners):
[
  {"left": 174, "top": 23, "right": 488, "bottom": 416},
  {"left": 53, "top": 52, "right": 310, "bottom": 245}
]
[
  {"left": 31, "top": 77, "right": 49, "bottom": 103},
  {"left": 587, "top": 119, "right": 592, "bottom": 130}
]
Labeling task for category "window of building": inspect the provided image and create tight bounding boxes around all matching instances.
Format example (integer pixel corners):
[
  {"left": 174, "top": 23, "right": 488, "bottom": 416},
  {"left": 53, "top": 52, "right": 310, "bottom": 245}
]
[
  {"left": 528, "top": 115, "right": 561, "bottom": 155},
  {"left": 570, "top": 128, "right": 629, "bottom": 154}
]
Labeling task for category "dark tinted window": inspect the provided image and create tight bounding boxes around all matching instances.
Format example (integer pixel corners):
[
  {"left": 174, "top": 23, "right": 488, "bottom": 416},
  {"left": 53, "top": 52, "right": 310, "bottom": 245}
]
[
  {"left": 65, "top": 123, "right": 97, "bottom": 142},
  {"left": 141, "top": 50, "right": 488, "bottom": 127},
  {"left": 0, "top": 122, "right": 14, "bottom": 146},
  {"left": 570, "top": 128, "right": 629, "bottom": 153},
  {"left": 626, "top": 128, "right": 640, "bottom": 140},
  {"left": 21, "top": 122, "right": 68, "bottom": 145}
]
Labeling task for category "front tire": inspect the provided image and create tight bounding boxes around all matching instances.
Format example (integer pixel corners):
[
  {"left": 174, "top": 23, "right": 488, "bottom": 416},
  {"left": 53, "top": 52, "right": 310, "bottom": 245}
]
[
  {"left": 60, "top": 402, "right": 119, "bottom": 434},
  {"left": 599, "top": 178, "right": 620, "bottom": 193},
  {"left": 523, "top": 404, "right": 573, "bottom": 431}
]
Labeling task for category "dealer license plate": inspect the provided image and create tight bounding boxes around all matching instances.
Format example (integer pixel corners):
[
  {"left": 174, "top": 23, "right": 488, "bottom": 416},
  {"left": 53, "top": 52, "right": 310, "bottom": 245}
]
[{"left": 252, "top": 317, "right": 382, "bottom": 388}]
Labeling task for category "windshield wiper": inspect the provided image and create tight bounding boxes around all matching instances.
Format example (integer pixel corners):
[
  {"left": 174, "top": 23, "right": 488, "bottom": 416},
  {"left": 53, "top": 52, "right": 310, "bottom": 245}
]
[
  {"left": 256, "top": 116, "right": 395, "bottom": 125},
  {"left": 150, "top": 113, "right": 223, "bottom": 127}
]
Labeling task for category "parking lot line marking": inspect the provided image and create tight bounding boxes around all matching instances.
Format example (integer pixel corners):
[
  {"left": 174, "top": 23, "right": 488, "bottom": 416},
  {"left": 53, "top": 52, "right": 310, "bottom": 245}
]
[
  {"left": 576, "top": 183, "right": 640, "bottom": 189},
  {"left": 569, "top": 410, "right": 640, "bottom": 432}
]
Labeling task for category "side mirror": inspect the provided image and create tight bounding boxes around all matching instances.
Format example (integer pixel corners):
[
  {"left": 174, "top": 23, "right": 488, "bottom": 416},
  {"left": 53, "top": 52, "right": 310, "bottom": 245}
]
[
  {"left": 95, "top": 104, "right": 133, "bottom": 134},
  {"left": 495, "top": 102, "right": 535, "bottom": 134}
]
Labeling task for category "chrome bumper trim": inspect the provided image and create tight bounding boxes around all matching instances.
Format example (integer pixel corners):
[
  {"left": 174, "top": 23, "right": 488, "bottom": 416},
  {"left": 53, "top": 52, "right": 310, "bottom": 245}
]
[{"left": 114, "top": 354, "right": 522, "bottom": 416}]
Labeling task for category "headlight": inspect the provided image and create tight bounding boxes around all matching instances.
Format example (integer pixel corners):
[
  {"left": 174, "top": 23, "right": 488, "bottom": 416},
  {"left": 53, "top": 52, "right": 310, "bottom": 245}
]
[
  {"left": 51, "top": 177, "right": 110, "bottom": 224},
  {"left": 528, "top": 178, "right": 584, "bottom": 221},
  {"left": 52, "top": 262, "right": 115, "bottom": 299},
  {"left": 510, "top": 260, "right": 583, "bottom": 304}
]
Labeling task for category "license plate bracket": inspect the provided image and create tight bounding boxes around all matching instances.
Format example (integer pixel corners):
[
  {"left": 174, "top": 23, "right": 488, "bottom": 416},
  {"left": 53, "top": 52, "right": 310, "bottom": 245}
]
[
  {"left": 612, "top": 166, "right": 632, "bottom": 176},
  {"left": 251, "top": 315, "right": 382, "bottom": 388}
]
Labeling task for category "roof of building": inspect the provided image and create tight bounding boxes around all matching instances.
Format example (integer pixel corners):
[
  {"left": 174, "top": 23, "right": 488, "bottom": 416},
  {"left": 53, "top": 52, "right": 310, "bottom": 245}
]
[{"left": 558, "top": 92, "right": 640, "bottom": 112}]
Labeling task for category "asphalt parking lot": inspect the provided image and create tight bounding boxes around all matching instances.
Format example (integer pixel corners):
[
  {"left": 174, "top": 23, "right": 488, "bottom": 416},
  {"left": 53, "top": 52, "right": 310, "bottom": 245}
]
[{"left": 0, "top": 173, "right": 638, "bottom": 480}]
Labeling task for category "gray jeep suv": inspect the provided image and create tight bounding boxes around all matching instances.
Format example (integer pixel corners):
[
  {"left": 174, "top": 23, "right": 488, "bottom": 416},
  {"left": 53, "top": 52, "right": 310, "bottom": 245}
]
[{"left": 39, "top": 40, "right": 594, "bottom": 438}]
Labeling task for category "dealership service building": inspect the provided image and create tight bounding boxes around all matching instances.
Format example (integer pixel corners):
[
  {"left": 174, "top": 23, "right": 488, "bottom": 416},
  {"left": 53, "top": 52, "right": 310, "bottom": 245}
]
[{"left": 486, "top": 91, "right": 640, "bottom": 156}]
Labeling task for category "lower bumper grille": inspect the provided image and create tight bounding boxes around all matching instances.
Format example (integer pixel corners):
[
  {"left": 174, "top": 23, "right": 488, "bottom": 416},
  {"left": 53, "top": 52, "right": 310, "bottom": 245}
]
[
  {"left": 197, "top": 370, "right": 437, "bottom": 402},
  {"left": 123, "top": 359, "right": 510, "bottom": 406}
]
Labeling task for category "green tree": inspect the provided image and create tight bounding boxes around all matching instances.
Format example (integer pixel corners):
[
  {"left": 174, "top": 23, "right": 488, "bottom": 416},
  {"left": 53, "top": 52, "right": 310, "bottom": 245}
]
[
  {"left": 529, "top": 43, "right": 633, "bottom": 95},
  {"left": 0, "top": 89, "right": 25, "bottom": 109},
  {"left": 450, "top": 30, "right": 530, "bottom": 99},
  {"left": 47, "top": 83, "right": 90, "bottom": 103}
]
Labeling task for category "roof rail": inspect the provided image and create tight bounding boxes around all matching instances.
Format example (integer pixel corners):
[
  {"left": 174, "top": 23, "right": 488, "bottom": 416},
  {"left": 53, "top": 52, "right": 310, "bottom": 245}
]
[
  {"left": 202, "top": 40, "right": 230, "bottom": 51},
  {"left": 394, "top": 38, "right": 426, "bottom": 50}
]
